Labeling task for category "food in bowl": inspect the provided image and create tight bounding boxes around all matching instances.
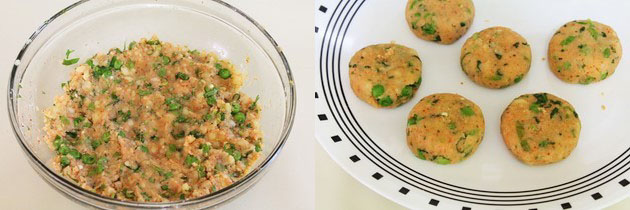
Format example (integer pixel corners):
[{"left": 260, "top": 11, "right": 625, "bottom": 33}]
[{"left": 42, "top": 37, "right": 263, "bottom": 202}]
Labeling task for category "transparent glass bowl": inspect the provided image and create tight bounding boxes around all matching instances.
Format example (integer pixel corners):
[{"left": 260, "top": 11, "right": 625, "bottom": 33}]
[{"left": 7, "top": 0, "right": 295, "bottom": 208}]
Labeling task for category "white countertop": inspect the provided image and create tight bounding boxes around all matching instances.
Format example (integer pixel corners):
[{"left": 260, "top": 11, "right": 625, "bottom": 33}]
[{"left": 0, "top": 0, "right": 314, "bottom": 209}]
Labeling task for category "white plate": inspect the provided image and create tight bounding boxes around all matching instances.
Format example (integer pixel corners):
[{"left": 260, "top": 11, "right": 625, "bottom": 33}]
[{"left": 315, "top": 0, "right": 630, "bottom": 209}]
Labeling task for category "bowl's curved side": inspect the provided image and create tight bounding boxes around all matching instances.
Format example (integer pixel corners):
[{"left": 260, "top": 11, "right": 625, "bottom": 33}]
[{"left": 7, "top": 0, "right": 296, "bottom": 208}]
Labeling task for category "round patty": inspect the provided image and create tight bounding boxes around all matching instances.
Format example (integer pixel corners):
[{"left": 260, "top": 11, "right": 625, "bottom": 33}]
[
  {"left": 548, "top": 19, "right": 622, "bottom": 84},
  {"left": 406, "top": 93, "right": 485, "bottom": 164},
  {"left": 349, "top": 43, "right": 422, "bottom": 108},
  {"left": 500, "top": 93, "right": 581, "bottom": 165},
  {"left": 460, "top": 26, "right": 532, "bottom": 89},
  {"left": 405, "top": 0, "right": 475, "bottom": 44}
]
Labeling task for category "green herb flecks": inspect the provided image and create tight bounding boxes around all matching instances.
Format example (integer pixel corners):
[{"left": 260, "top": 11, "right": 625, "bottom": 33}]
[
  {"left": 601, "top": 71, "right": 609, "bottom": 80},
  {"left": 491, "top": 69, "right": 503, "bottom": 81},
  {"left": 63, "top": 49, "right": 80, "bottom": 65},
  {"left": 560, "top": 36, "right": 576, "bottom": 46},
  {"left": 580, "top": 76, "right": 596, "bottom": 85},
  {"left": 587, "top": 19, "right": 599, "bottom": 40},
  {"left": 175, "top": 72, "right": 190, "bottom": 80},
  {"left": 407, "top": 114, "right": 422, "bottom": 126},
  {"left": 185, "top": 155, "right": 199, "bottom": 166},
  {"left": 417, "top": 149, "right": 428, "bottom": 160},
  {"left": 539, "top": 140, "right": 555, "bottom": 148},
  {"left": 514, "top": 74, "right": 523, "bottom": 83},
  {"left": 603, "top": 47, "right": 611, "bottom": 58},
  {"left": 447, "top": 122, "right": 456, "bottom": 130},
  {"left": 529, "top": 103, "right": 541, "bottom": 113},
  {"left": 165, "top": 98, "right": 182, "bottom": 111}
]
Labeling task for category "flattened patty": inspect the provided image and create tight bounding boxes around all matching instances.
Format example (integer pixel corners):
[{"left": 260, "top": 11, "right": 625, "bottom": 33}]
[
  {"left": 461, "top": 26, "right": 532, "bottom": 89},
  {"left": 405, "top": 0, "right": 475, "bottom": 44},
  {"left": 548, "top": 19, "right": 622, "bottom": 84},
  {"left": 500, "top": 93, "right": 581, "bottom": 165},
  {"left": 349, "top": 43, "right": 422, "bottom": 108},
  {"left": 406, "top": 93, "right": 485, "bottom": 164}
]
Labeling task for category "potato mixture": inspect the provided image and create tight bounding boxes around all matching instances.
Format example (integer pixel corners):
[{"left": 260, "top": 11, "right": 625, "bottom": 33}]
[{"left": 43, "top": 37, "right": 263, "bottom": 202}]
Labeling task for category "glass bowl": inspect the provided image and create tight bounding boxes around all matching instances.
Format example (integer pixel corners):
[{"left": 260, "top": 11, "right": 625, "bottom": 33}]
[{"left": 7, "top": 0, "right": 295, "bottom": 208}]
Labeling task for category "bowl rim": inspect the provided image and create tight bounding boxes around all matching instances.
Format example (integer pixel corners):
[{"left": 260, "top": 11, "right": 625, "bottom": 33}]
[{"left": 6, "top": 0, "right": 296, "bottom": 208}]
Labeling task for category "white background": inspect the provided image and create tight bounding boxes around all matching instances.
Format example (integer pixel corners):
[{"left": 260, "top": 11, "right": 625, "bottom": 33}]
[{"left": 0, "top": 0, "right": 314, "bottom": 209}]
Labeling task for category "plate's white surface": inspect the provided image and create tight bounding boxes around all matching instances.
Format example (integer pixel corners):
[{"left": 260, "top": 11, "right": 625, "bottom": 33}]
[{"left": 315, "top": 1, "right": 630, "bottom": 209}]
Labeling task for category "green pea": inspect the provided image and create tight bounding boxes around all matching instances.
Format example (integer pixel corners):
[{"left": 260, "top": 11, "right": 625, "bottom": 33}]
[
  {"left": 197, "top": 165, "right": 206, "bottom": 178},
  {"left": 371, "top": 84, "right": 385, "bottom": 98},
  {"left": 201, "top": 143, "right": 211, "bottom": 154},
  {"left": 434, "top": 156, "right": 451, "bottom": 164},
  {"left": 529, "top": 103, "right": 541, "bottom": 113},
  {"left": 101, "top": 132, "right": 111, "bottom": 143},
  {"left": 401, "top": 85, "right": 414, "bottom": 98},
  {"left": 218, "top": 69, "right": 231, "bottom": 79},
  {"left": 161, "top": 55, "right": 171, "bottom": 65},
  {"left": 232, "top": 150, "right": 242, "bottom": 161},
  {"left": 234, "top": 112, "right": 246, "bottom": 124},
  {"left": 157, "top": 67, "right": 167, "bottom": 78},
  {"left": 58, "top": 144, "right": 70, "bottom": 155},
  {"left": 60, "top": 156, "right": 70, "bottom": 168},
  {"left": 91, "top": 139, "right": 102, "bottom": 150},
  {"left": 378, "top": 96, "right": 393, "bottom": 106},
  {"left": 53, "top": 136, "right": 63, "bottom": 149},
  {"left": 81, "top": 154, "right": 96, "bottom": 164},
  {"left": 231, "top": 103, "right": 241, "bottom": 114},
  {"left": 69, "top": 149, "right": 81, "bottom": 159},
  {"left": 460, "top": 106, "right": 475, "bottom": 116},
  {"left": 421, "top": 23, "right": 436, "bottom": 35}
]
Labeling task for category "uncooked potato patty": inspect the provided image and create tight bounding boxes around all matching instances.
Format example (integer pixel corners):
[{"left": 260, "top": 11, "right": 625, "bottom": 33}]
[
  {"left": 548, "top": 19, "right": 622, "bottom": 84},
  {"left": 500, "top": 93, "right": 581, "bottom": 165},
  {"left": 406, "top": 93, "right": 485, "bottom": 164},
  {"left": 405, "top": 0, "right": 475, "bottom": 44},
  {"left": 349, "top": 43, "right": 422, "bottom": 108},
  {"left": 460, "top": 26, "right": 532, "bottom": 89}
]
